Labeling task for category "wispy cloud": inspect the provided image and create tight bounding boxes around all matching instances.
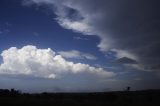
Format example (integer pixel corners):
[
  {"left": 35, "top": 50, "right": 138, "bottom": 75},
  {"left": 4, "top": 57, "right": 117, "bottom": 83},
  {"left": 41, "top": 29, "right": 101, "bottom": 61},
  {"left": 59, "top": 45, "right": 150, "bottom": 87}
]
[
  {"left": 5, "top": 22, "right": 12, "bottom": 27},
  {"left": 33, "top": 32, "right": 39, "bottom": 37},
  {"left": 0, "top": 30, "right": 3, "bottom": 34},
  {"left": 73, "top": 36, "right": 88, "bottom": 40},
  {"left": 58, "top": 50, "right": 96, "bottom": 60},
  {"left": 0, "top": 22, "right": 11, "bottom": 35},
  {"left": 0, "top": 29, "right": 10, "bottom": 35}
]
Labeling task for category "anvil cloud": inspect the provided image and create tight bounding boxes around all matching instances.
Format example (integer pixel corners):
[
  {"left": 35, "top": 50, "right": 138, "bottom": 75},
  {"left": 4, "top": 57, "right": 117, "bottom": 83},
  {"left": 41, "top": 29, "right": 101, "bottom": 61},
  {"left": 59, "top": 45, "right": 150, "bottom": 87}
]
[{"left": 23, "top": 0, "right": 160, "bottom": 72}]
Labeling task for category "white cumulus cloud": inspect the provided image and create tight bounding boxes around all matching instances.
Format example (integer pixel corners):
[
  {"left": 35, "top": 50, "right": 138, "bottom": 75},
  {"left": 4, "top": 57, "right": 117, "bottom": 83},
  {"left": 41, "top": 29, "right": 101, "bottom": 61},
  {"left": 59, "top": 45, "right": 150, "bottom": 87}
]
[{"left": 0, "top": 45, "right": 115, "bottom": 79}]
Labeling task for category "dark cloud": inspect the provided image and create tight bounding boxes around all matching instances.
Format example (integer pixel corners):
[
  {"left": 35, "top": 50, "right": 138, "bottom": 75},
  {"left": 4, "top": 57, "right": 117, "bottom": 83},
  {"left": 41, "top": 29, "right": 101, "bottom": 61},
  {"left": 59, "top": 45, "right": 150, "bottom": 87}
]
[
  {"left": 149, "top": 64, "right": 160, "bottom": 71},
  {"left": 115, "top": 57, "right": 138, "bottom": 64},
  {"left": 23, "top": 0, "right": 160, "bottom": 72},
  {"left": 69, "top": 0, "right": 160, "bottom": 72}
]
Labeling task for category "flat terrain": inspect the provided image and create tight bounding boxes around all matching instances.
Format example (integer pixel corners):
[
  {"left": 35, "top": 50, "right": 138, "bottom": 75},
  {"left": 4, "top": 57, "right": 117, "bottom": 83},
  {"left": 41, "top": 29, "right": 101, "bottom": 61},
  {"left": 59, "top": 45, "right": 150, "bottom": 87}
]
[{"left": 0, "top": 89, "right": 160, "bottom": 106}]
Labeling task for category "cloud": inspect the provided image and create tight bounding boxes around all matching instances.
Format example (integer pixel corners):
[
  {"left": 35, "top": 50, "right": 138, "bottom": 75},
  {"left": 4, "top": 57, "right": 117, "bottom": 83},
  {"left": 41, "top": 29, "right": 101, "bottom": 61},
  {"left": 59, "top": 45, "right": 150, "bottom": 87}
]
[
  {"left": 0, "top": 22, "right": 11, "bottom": 35},
  {"left": 73, "top": 36, "right": 88, "bottom": 40},
  {"left": 57, "top": 18, "right": 93, "bottom": 35},
  {"left": 0, "top": 45, "right": 114, "bottom": 79},
  {"left": 115, "top": 57, "right": 138, "bottom": 64},
  {"left": 82, "top": 53, "right": 97, "bottom": 60},
  {"left": 58, "top": 50, "right": 96, "bottom": 60},
  {"left": 0, "top": 30, "right": 2, "bottom": 34},
  {"left": 111, "top": 49, "right": 138, "bottom": 60},
  {"left": 33, "top": 32, "right": 39, "bottom": 37},
  {"left": 22, "top": 0, "right": 160, "bottom": 72}
]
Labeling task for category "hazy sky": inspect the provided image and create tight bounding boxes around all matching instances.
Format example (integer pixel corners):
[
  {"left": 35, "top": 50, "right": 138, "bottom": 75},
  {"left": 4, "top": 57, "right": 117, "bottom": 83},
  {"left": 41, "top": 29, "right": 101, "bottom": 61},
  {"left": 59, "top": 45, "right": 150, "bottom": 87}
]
[{"left": 0, "top": 0, "right": 160, "bottom": 92}]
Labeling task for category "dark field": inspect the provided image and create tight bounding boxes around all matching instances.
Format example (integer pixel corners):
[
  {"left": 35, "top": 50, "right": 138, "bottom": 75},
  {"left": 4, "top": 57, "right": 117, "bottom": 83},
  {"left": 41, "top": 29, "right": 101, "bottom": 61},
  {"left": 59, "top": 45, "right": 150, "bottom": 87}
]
[{"left": 0, "top": 89, "right": 160, "bottom": 106}]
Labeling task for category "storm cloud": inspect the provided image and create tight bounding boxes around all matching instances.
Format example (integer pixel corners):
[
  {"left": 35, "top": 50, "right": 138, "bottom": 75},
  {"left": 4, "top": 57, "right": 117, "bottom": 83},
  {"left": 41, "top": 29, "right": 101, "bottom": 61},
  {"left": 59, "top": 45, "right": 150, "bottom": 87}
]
[
  {"left": 22, "top": 0, "right": 160, "bottom": 72},
  {"left": 115, "top": 57, "right": 138, "bottom": 64}
]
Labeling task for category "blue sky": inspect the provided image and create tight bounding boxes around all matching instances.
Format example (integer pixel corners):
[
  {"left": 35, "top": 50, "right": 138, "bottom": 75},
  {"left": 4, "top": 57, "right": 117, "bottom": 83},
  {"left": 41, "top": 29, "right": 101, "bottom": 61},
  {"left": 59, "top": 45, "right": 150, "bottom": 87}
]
[
  {"left": 0, "top": 0, "right": 106, "bottom": 65},
  {"left": 0, "top": 0, "right": 160, "bottom": 92},
  {"left": 0, "top": 0, "right": 97, "bottom": 51}
]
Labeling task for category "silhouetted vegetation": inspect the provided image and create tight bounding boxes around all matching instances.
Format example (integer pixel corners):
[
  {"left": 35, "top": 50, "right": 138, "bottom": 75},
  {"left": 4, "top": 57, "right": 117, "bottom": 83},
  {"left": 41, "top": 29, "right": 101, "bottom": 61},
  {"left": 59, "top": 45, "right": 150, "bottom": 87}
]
[
  {"left": 126, "top": 86, "right": 131, "bottom": 91},
  {"left": 0, "top": 89, "right": 160, "bottom": 105}
]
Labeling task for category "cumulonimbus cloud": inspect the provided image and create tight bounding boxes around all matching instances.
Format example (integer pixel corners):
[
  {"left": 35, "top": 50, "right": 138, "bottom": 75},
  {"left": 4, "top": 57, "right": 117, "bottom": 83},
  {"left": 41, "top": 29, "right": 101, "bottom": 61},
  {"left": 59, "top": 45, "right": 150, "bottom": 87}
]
[
  {"left": 22, "top": 0, "right": 160, "bottom": 72},
  {"left": 0, "top": 45, "right": 115, "bottom": 79}
]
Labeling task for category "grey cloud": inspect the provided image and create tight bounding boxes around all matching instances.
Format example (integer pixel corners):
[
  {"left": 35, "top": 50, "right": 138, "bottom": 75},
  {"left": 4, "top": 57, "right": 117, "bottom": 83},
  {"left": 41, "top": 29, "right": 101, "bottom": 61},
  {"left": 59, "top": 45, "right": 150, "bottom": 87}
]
[
  {"left": 58, "top": 50, "right": 97, "bottom": 60},
  {"left": 115, "top": 57, "right": 138, "bottom": 64},
  {"left": 23, "top": 0, "right": 160, "bottom": 72}
]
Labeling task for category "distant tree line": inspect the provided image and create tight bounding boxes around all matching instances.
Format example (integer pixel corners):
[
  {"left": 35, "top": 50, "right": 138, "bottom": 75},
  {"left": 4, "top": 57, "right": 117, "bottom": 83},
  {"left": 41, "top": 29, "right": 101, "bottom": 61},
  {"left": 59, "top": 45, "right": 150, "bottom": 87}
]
[{"left": 0, "top": 88, "right": 21, "bottom": 96}]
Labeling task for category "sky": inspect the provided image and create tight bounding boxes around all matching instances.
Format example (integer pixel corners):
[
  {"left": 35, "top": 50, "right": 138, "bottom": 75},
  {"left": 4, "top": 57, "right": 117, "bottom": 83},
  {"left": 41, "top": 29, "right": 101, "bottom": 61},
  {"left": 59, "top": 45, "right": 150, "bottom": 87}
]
[{"left": 0, "top": 0, "right": 160, "bottom": 92}]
